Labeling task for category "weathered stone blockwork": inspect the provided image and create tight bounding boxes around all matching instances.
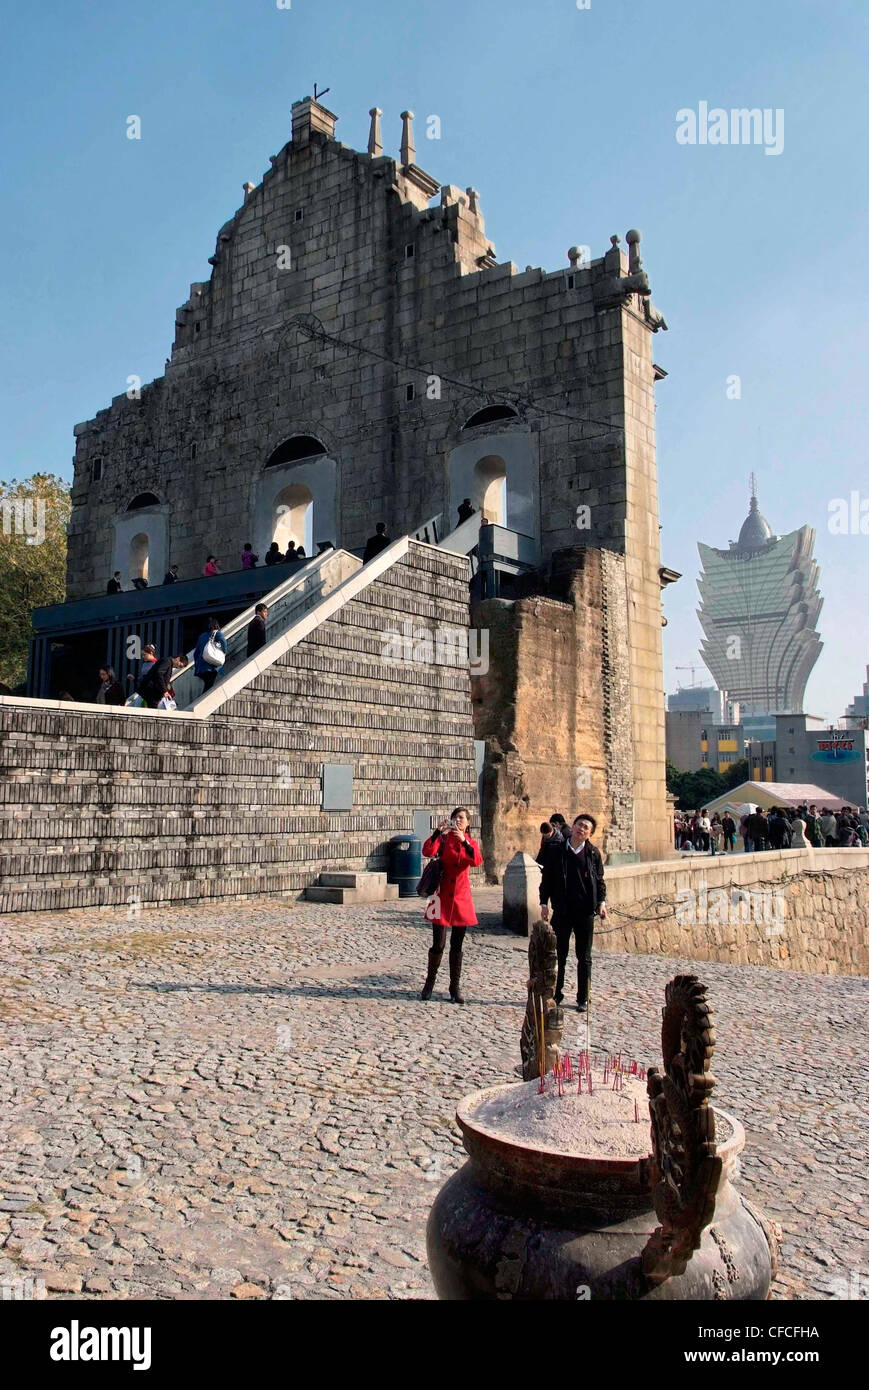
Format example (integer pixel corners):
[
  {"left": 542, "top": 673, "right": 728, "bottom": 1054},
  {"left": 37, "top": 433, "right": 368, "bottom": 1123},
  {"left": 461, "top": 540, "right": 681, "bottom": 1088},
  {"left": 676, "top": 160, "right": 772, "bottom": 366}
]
[
  {"left": 63, "top": 97, "right": 671, "bottom": 863},
  {"left": 600, "top": 850, "right": 869, "bottom": 976},
  {"left": 0, "top": 545, "right": 478, "bottom": 913},
  {"left": 471, "top": 547, "right": 636, "bottom": 875}
]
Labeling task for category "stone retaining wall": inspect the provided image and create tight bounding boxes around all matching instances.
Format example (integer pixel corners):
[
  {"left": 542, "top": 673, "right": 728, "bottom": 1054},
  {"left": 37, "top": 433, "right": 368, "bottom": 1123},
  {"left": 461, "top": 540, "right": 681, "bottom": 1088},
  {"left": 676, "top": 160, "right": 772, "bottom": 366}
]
[
  {"left": 0, "top": 544, "right": 478, "bottom": 914},
  {"left": 599, "top": 849, "right": 869, "bottom": 976}
]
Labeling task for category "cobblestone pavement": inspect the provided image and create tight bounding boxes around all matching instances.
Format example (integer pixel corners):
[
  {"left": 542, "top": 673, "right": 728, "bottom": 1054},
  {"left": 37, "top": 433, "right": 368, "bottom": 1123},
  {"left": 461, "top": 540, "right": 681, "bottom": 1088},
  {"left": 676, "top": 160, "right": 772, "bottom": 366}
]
[{"left": 0, "top": 890, "right": 866, "bottom": 1301}]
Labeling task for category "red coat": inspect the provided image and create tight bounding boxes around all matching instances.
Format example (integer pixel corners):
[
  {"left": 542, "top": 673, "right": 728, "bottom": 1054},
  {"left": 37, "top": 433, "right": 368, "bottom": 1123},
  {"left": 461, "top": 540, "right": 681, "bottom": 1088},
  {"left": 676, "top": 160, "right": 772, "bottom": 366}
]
[{"left": 422, "top": 830, "right": 483, "bottom": 927}]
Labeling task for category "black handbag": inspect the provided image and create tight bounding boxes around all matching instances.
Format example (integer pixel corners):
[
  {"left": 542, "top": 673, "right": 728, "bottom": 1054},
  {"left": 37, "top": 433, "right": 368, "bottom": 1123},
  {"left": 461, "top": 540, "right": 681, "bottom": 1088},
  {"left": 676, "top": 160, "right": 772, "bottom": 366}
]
[{"left": 416, "top": 855, "right": 442, "bottom": 898}]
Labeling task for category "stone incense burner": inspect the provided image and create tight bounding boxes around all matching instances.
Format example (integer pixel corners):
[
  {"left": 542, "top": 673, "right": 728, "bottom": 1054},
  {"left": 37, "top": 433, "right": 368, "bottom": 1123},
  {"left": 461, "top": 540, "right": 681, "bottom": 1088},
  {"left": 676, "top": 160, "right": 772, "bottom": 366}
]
[{"left": 427, "top": 951, "right": 778, "bottom": 1301}]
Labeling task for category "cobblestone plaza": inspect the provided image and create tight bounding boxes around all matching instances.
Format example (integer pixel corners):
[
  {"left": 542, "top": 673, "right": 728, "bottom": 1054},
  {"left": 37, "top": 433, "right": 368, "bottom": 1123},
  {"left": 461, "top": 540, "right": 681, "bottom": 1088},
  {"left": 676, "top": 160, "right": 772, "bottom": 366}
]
[{"left": 1, "top": 890, "right": 865, "bottom": 1301}]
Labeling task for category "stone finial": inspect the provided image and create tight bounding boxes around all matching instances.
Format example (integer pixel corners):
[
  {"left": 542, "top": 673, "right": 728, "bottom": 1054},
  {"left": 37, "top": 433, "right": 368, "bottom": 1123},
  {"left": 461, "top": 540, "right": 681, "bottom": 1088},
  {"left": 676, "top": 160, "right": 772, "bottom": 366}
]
[
  {"left": 626, "top": 228, "right": 643, "bottom": 274},
  {"left": 400, "top": 110, "right": 415, "bottom": 166},
  {"left": 466, "top": 187, "right": 479, "bottom": 215},
  {"left": 610, "top": 234, "right": 621, "bottom": 248},
  {"left": 367, "top": 107, "right": 383, "bottom": 157},
  {"left": 242, "top": 182, "right": 256, "bottom": 200},
  {"left": 568, "top": 246, "right": 581, "bottom": 267}
]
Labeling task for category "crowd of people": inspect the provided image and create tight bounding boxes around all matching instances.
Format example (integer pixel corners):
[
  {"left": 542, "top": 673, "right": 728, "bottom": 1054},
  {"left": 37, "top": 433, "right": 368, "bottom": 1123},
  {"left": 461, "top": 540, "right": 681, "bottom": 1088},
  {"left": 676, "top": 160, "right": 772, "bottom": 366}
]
[
  {"left": 104, "top": 507, "right": 492, "bottom": 595},
  {"left": 80, "top": 602, "right": 271, "bottom": 711},
  {"left": 674, "top": 804, "right": 869, "bottom": 853},
  {"left": 105, "top": 544, "right": 311, "bottom": 594}
]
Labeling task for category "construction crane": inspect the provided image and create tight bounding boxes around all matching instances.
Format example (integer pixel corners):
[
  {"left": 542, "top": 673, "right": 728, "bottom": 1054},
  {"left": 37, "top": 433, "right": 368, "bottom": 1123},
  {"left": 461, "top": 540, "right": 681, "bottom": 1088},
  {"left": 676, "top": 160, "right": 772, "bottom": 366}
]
[{"left": 675, "top": 664, "right": 705, "bottom": 689}]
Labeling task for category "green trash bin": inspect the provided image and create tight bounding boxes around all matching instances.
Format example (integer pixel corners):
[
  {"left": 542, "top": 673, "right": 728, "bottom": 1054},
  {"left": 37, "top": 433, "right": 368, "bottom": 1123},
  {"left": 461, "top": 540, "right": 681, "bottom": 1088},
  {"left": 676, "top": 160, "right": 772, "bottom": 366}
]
[{"left": 388, "top": 833, "right": 422, "bottom": 898}]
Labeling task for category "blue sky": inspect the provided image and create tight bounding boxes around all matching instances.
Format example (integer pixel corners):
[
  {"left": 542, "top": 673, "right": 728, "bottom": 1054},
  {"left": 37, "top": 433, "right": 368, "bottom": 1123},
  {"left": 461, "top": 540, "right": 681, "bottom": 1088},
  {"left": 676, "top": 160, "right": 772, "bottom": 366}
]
[{"left": 3, "top": 0, "right": 867, "bottom": 719}]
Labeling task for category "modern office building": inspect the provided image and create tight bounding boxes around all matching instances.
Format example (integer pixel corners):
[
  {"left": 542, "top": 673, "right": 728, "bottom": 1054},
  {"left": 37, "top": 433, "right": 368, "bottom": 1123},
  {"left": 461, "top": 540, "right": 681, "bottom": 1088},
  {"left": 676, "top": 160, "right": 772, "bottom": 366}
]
[
  {"left": 773, "top": 714, "right": 869, "bottom": 808},
  {"left": 665, "top": 709, "right": 745, "bottom": 774},
  {"left": 667, "top": 684, "right": 739, "bottom": 723},
  {"left": 696, "top": 483, "right": 822, "bottom": 715}
]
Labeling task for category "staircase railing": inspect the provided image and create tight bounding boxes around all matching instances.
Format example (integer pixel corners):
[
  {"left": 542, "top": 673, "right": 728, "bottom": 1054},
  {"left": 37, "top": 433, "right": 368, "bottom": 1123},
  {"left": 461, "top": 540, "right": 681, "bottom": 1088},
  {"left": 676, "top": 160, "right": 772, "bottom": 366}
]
[{"left": 170, "top": 549, "right": 357, "bottom": 710}]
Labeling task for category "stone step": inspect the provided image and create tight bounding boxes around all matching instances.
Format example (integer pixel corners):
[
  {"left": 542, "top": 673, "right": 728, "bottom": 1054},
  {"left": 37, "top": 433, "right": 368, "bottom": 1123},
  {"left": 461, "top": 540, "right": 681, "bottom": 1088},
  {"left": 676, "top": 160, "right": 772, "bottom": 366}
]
[
  {"left": 306, "top": 879, "right": 400, "bottom": 905},
  {"left": 319, "top": 871, "right": 389, "bottom": 888}
]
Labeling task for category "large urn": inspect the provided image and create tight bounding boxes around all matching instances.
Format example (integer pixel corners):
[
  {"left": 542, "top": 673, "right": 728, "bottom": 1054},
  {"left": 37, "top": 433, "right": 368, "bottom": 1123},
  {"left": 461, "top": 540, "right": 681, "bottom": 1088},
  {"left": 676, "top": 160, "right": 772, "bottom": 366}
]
[{"left": 427, "top": 974, "right": 778, "bottom": 1301}]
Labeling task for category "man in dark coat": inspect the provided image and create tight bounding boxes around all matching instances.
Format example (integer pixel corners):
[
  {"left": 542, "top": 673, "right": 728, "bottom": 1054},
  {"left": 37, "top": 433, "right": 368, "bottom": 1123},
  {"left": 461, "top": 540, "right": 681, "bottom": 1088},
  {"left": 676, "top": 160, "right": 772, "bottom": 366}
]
[
  {"left": 246, "top": 603, "right": 268, "bottom": 658},
  {"left": 138, "top": 654, "right": 186, "bottom": 709},
  {"left": 362, "top": 522, "right": 390, "bottom": 563},
  {"left": 539, "top": 813, "right": 608, "bottom": 1012},
  {"left": 107, "top": 572, "right": 122, "bottom": 594}
]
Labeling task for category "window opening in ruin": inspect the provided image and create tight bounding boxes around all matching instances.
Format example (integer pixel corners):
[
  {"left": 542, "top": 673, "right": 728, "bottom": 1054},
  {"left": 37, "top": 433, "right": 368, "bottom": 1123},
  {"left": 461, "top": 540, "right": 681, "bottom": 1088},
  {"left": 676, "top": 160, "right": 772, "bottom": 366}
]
[
  {"left": 405, "top": 383, "right": 415, "bottom": 402},
  {"left": 265, "top": 436, "right": 327, "bottom": 468},
  {"left": 92, "top": 458, "right": 103, "bottom": 482},
  {"left": 295, "top": 209, "right": 304, "bottom": 222},
  {"left": 129, "top": 532, "right": 149, "bottom": 582},
  {"left": 404, "top": 243, "right": 414, "bottom": 259},
  {"left": 473, "top": 454, "right": 507, "bottom": 526},
  {"left": 273, "top": 482, "right": 314, "bottom": 555},
  {"left": 566, "top": 274, "right": 576, "bottom": 289},
  {"left": 195, "top": 321, "right": 201, "bottom": 333},
  {"left": 191, "top": 443, "right": 197, "bottom": 460},
  {"left": 462, "top": 404, "right": 518, "bottom": 429}
]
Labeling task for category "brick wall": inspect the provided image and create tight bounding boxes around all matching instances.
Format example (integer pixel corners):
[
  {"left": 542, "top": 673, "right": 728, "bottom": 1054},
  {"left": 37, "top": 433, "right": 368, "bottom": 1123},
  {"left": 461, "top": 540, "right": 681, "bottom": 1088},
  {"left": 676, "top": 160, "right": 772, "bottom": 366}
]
[{"left": 0, "top": 544, "right": 478, "bottom": 913}]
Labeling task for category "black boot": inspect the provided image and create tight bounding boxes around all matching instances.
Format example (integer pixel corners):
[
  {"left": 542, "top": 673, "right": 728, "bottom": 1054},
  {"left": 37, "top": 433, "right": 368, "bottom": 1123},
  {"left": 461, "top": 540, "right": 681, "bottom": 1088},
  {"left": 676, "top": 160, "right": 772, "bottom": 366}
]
[
  {"left": 420, "top": 948, "right": 443, "bottom": 1000},
  {"left": 448, "top": 948, "right": 465, "bottom": 1004}
]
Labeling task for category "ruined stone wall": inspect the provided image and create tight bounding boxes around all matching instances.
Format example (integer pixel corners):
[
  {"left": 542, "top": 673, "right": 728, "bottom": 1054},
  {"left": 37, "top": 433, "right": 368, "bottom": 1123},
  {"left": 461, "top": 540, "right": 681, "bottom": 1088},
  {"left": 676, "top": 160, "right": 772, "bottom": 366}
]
[
  {"left": 471, "top": 547, "right": 636, "bottom": 877},
  {"left": 598, "top": 850, "right": 869, "bottom": 977},
  {"left": 0, "top": 545, "right": 477, "bottom": 914},
  {"left": 66, "top": 110, "right": 663, "bottom": 597},
  {"left": 62, "top": 101, "right": 671, "bottom": 866}
]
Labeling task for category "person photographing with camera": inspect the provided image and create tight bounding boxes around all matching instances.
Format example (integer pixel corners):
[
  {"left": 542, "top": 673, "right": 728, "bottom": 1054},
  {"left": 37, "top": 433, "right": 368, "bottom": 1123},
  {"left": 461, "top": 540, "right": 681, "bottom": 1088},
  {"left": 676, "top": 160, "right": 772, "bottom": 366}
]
[
  {"left": 419, "top": 808, "right": 483, "bottom": 1004},
  {"left": 539, "top": 813, "right": 607, "bottom": 1013}
]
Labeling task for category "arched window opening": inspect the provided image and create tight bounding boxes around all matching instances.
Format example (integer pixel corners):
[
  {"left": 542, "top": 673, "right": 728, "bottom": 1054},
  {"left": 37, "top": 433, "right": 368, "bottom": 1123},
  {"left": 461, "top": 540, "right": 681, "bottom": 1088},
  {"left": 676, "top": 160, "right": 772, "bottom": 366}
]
[
  {"left": 273, "top": 483, "right": 314, "bottom": 554},
  {"left": 474, "top": 455, "right": 507, "bottom": 525},
  {"left": 462, "top": 404, "right": 518, "bottom": 430},
  {"left": 265, "top": 436, "right": 327, "bottom": 469},
  {"left": 127, "top": 492, "right": 160, "bottom": 511},
  {"left": 129, "top": 532, "right": 149, "bottom": 581}
]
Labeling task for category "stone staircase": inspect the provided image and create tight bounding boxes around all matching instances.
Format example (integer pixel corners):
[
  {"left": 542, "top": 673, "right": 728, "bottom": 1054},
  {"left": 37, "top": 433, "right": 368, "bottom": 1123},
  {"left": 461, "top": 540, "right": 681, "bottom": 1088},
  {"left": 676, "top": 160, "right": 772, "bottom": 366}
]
[{"left": 305, "top": 870, "right": 399, "bottom": 905}]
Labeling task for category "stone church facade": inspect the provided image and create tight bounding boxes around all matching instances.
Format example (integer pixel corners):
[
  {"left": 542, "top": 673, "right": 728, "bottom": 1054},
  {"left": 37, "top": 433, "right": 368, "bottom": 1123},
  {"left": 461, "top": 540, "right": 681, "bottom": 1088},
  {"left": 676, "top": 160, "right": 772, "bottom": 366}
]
[{"left": 60, "top": 94, "right": 673, "bottom": 870}]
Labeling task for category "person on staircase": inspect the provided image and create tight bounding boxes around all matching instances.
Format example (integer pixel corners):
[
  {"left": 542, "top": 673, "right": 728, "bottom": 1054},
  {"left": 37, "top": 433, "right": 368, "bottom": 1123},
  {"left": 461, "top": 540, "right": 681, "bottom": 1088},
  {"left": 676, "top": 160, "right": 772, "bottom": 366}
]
[{"left": 419, "top": 808, "right": 483, "bottom": 1004}]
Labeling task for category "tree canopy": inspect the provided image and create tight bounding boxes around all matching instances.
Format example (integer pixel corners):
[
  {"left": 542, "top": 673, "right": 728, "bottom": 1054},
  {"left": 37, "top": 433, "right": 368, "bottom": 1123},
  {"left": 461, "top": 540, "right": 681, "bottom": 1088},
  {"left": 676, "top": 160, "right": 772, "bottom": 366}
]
[
  {"left": 666, "top": 757, "right": 750, "bottom": 811},
  {"left": 0, "top": 474, "right": 71, "bottom": 689}
]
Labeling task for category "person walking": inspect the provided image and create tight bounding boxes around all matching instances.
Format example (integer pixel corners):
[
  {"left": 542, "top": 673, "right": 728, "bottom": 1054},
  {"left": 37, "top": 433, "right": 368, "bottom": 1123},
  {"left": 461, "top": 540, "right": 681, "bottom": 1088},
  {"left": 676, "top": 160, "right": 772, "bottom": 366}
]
[
  {"left": 789, "top": 815, "right": 808, "bottom": 849},
  {"left": 138, "top": 653, "right": 187, "bottom": 709},
  {"left": 362, "top": 522, "right": 391, "bottom": 563},
  {"left": 538, "top": 813, "right": 607, "bottom": 1013},
  {"left": 819, "top": 808, "right": 837, "bottom": 846},
  {"left": 193, "top": 616, "right": 227, "bottom": 692},
  {"left": 94, "top": 666, "right": 124, "bottom": 705},
  {"left": 265, "top": 542, "right": 282, "bottom": 566},
  {"left": 107, "top": 571, "right": 122, "bottom": 594},
  {"left": 283, "top": 539, "right": 298, "bottom": 562},
  {"left": 241, "top": 543, "right": 258, "bottom": 570},
  {"left": 457, "top": 498, "right": 476, "bottom": 524},
  {"left": 419, "top": 808, "right": 483, "bottom": 1003},
  {"left": 204, "top": 555, "right": 220, "bottom": 577},
  {"left": 721, "top": 812, "right": 736, "bottom": 853},
  {"left": 697, "top": 809, "right": 712, "bottom": 852},
  {"left": 246, "top": 603, "right": 268, "bottom": 658},
  {"left": 163, "top": 565, "right": 179, "bottom": 584}
]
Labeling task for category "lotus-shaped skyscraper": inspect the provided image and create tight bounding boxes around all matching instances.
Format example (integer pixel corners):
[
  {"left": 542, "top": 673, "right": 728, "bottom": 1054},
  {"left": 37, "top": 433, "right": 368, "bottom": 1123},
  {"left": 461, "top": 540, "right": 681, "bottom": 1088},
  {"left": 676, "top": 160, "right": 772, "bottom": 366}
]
[{"left": 697, "top": 486, "right": 823, "bottom": 714}]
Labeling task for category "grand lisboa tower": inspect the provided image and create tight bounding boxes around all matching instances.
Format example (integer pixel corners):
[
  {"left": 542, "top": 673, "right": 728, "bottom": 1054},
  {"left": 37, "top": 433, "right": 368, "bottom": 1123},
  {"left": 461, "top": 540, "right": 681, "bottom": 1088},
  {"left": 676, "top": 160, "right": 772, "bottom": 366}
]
[{"left": 696, "top": 479, "right": 823, "bottom": 715}]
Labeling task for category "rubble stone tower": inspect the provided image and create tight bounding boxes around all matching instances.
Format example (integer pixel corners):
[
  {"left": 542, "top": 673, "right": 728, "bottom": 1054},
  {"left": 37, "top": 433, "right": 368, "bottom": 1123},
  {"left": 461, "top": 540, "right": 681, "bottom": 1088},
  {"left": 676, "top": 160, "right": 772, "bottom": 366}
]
[{"left": 66, "top": 97, "right": 673, "bottom": 864}]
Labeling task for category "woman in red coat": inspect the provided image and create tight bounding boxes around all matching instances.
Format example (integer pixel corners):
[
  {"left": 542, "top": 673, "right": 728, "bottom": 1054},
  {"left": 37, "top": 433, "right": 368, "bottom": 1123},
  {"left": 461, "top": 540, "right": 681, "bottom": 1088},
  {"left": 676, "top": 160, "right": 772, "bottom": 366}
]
[{"left": 420, "top": 807, "right": 483, "bottom": 1004}]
